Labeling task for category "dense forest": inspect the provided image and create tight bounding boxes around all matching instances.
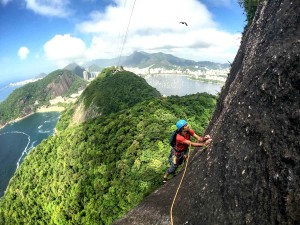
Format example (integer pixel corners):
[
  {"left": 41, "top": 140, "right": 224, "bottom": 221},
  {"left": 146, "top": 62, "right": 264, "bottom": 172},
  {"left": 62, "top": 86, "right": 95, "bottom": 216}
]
[
  {"left": 0, "top": 70, "right": 87, "bottom": 126},
  {"left": 0, "top": 68, "right": 217, "bottom": 225},
  {"left": 80, "top": 67, "right": 161, "bottom": 117},
  {"left": 57, "top": 67, "right": 161, "bottom": 129}
]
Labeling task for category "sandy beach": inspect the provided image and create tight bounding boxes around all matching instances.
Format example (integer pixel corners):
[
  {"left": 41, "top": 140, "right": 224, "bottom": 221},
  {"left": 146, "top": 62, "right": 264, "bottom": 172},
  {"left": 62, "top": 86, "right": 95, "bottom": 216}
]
[{"left": 36, "top": 106, "right": 65, "bottom": 112}]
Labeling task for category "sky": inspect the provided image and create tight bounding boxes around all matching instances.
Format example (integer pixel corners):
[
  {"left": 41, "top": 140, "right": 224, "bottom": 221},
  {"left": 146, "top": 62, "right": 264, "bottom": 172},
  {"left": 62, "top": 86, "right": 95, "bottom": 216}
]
[{"left": 0, "top": 0, "right": 246, "bottom": 83}]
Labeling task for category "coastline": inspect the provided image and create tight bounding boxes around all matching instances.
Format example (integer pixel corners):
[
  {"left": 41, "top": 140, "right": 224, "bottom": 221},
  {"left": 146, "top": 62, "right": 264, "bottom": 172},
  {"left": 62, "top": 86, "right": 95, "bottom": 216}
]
[
  {"left": 0, "top": 113, "right": 34, "bottom": 130},
  {"left": 36, "top": 105, "right": 65, "bottom": 113},
  {"left": 0, "top": 105, "right": 65, "bottom": 130}
]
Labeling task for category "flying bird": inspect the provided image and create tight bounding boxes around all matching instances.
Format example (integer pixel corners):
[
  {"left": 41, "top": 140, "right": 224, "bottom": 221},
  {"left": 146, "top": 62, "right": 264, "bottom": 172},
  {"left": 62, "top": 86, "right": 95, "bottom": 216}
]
[{"left": 179, "top": 22, "right": 188, "bottom": 26}]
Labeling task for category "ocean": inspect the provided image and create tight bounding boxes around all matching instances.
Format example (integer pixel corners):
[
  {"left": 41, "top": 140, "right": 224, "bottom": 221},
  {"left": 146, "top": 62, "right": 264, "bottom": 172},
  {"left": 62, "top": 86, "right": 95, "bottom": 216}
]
[
  {"left": 0, "top": 112, "right": 60, "bottom": 197},
  {"left": 0, "top": 81, "right": 20, "bottom": 102},
  {"left": 0, "top": 77, "right": 42, "bottom": 102}
]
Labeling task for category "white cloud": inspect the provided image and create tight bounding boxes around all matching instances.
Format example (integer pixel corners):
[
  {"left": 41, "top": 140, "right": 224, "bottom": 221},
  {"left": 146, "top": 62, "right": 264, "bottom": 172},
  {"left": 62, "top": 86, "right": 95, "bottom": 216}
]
[
  {"left": 25, "top": 0, "right": 71, "bottom": 17},
  {"left": 18, "top": 47, "right": 30, "bottom": 60},
  {"left": 74, "top": 0, "right": 241, "bottom": 63},
  {"left": 41, "top": 0, "right": 241, "bottom": 65},
  {"left": 44, "top": 34, "right": 87, "bottom": 67}
]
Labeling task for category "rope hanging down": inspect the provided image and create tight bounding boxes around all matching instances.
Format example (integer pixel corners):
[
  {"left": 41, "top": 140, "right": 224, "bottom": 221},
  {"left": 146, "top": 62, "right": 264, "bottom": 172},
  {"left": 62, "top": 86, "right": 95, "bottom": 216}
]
[
  {"left": 170, "top": 144, "right": 209, "bottom": 225},
  {"left": 170, "top": 143, "right": 191, "bottom": 225},
  {"left": 117, "top": 0, "right": 137, "bottom": 66}
]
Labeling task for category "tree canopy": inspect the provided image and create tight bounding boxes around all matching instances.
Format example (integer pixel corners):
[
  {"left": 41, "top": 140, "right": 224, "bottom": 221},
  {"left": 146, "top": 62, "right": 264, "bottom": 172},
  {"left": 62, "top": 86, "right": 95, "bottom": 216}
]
[
  {"left": 238, "top": 0, "right": 259, "bottom": 23},
  {"left": 0, "top": 92, "right": 217, "bottom": 225},
  {"left": 80, "top": 67, "right": 161, "bottom": 116}
]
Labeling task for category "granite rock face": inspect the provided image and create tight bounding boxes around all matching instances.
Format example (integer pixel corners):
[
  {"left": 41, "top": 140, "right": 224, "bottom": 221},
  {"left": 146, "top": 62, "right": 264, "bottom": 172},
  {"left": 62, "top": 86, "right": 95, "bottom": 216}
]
[
  {"left": 113, "top": 1, "right": 300, "bottom": 224},
  {"left": 45, "top": 71, "right": 77, "bottom": 98}
]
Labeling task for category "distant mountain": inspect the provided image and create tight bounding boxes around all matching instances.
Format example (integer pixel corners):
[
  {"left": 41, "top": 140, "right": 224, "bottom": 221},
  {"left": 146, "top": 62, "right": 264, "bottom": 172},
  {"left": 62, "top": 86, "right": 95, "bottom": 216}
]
[
  {"left": 84, "top": 58, "right": 119, "bottom": 69},
  {"left": 83, "top": 51, "right": 229, "bottom": 71},
  {"left": 121, "top": 51, "right": 229, "bottom": 69},
  {"left": 121, "top": 51, "right": 196, "bottom": 68},
  {"left": 86, "top": 64, "right": 102, "bottom": 72},
  {"left": 64, "top": 63, "right": 86, "bottom": 78}
]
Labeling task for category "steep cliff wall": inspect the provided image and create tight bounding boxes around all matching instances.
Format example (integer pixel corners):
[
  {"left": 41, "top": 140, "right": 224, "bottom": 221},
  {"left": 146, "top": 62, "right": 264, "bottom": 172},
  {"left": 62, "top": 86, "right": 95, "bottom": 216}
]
[
  {"left": 113, "top": 1, "right": 300, "bottom": 224},
  {"left": 45, "top": 71, "right": 78, "bottom": 98}
]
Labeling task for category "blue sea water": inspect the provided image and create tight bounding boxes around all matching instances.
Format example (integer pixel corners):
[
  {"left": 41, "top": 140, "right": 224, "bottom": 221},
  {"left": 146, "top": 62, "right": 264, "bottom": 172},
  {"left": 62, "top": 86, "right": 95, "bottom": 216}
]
[
  {"left": 0, "top": 112, "right": 60, "bottom": 197},
  {"left": 0, "top": 79, "right": 25, "bottom": 102}
]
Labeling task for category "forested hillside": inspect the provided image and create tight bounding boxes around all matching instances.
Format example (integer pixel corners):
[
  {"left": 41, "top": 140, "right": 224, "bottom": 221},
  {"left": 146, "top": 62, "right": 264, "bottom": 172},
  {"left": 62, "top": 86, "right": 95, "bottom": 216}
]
[
  {"left": 73, "top": 67, "right": 161, "bottom": 123},
  {"left": 0, "top": 69, "right": 87, "bottom": 126},
  {"left": 0, "top": 89, "right": 216, "bottom": 224}
]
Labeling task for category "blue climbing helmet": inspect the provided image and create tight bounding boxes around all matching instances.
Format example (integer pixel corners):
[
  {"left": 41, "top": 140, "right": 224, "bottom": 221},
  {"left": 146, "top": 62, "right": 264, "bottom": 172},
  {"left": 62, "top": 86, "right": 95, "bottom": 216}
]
[{"left": 176, "top": 119, "right": 187, "bottom": 130}]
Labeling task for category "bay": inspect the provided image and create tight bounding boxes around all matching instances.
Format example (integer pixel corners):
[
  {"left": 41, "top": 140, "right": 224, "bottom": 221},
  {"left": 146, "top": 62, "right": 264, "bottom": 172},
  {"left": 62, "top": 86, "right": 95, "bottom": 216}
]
[
  {"left": 0, "top": 112, "right": 60, "bottom": 197},
  {"left": 143, "top": 74, "right": 223, "bottom": 96}
]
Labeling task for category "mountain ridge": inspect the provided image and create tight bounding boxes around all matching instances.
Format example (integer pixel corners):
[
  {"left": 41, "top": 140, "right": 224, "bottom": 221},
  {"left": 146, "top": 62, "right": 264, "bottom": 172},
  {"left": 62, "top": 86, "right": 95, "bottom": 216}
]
[
  {"left": 122, "top": 51, "right": 229, "bottom": 69},
  {"left": 80, "top": 51, "right": 229, "bottom": 72},
  {"left": 64, "top": 63, "right": 86, "bottom": 78},
  {"left": 64, "top": 52, "right": 229, "bottom": 82}
]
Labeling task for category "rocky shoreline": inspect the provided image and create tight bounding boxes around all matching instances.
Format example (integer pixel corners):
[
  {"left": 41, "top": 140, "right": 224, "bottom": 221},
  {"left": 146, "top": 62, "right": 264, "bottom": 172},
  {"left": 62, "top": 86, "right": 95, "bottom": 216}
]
[{"left": 0, "top": 105, "right": 65, "bottom": 130}]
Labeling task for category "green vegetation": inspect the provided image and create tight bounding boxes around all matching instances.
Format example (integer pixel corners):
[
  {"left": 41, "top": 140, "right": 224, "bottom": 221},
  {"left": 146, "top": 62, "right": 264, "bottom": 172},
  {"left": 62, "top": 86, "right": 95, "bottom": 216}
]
[
  {"left": 0, "top": 70, "right": 87, "bottom": 125},
  {"left": 55, "top": 106, "right": 75, "bottom": 132},
  {"left": 238, "top": 0, "right": 259, "bottom": 24},
  {"left": 81, "top": 67, "right": 161, "bottom": 116},
  {"left": 0, "top": 68, "right": 217, "bottom": 224},
  {"left": 0, "top": 70, "right": 86, "bottom": 124},
  {"left": 0, "top": 74, "right": 216, "bottom": 224}
]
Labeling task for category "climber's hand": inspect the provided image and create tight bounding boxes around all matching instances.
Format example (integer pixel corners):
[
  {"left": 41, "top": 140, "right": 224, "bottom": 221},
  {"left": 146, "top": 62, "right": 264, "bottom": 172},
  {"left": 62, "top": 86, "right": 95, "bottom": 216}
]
[
  {"left": 204, "top": 135, "right": 211, "bottom": 140},
  {"left": 205, "top": 139, "right": 212, "bottom": 145}
]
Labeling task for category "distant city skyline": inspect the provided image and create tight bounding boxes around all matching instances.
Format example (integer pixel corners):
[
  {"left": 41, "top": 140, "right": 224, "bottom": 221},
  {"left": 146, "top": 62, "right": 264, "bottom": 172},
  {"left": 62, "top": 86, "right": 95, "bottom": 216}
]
[{"left": 0, "top": 0, "right": 246, "bottom": 83}]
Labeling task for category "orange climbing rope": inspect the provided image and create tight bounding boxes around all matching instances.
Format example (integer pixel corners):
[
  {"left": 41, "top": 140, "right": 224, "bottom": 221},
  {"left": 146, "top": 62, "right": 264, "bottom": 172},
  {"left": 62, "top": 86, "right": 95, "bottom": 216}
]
[
  {"left": 170, "top": 144, "right": 208, "bottom": 225},
  {"left": 170, "top": 144, "right": 191, "bottom": 225}
]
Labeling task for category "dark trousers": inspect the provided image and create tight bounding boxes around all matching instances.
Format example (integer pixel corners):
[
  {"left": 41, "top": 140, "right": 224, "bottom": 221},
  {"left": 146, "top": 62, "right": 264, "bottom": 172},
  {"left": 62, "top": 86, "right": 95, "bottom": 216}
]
[{"left": 167, "top": 148, "right": 188, "bottom": 174}]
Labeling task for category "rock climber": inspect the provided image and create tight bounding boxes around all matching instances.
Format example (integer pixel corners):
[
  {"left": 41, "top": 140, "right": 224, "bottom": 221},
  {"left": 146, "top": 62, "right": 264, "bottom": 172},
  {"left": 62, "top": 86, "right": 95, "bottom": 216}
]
[{"left": 163, "top": 119, "right": 212, "bottom": 183}]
